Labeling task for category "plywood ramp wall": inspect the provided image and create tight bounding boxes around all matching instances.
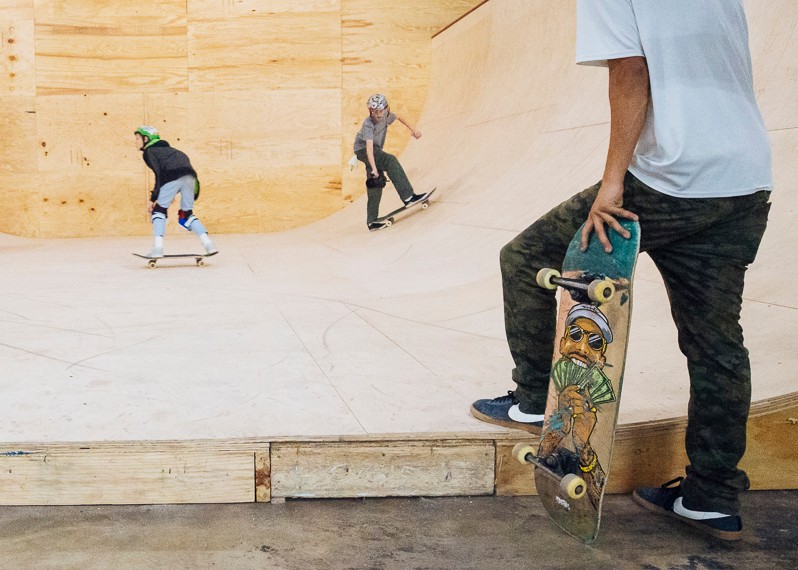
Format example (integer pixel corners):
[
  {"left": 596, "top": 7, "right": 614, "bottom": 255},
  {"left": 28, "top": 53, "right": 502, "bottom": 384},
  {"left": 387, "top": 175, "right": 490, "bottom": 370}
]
[{"left": 0, "top": 0, "right": 478, "bottom": 238}]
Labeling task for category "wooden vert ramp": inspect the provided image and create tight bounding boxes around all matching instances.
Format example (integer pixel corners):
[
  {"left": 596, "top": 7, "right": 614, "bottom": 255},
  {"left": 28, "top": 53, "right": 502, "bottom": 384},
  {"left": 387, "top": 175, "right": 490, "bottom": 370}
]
[{"left": 0, "top": 0, "right": 795, "bottom": 505}]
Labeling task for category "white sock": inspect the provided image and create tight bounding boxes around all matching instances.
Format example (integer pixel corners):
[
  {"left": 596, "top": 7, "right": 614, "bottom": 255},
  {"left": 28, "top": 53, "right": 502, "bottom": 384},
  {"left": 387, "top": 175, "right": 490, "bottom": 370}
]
[
  {"left": 200, "top": 233, "right": 212, "bottom": 246},
  {"left": 154, "top": 236, "right": 164, "bottom": 248}
]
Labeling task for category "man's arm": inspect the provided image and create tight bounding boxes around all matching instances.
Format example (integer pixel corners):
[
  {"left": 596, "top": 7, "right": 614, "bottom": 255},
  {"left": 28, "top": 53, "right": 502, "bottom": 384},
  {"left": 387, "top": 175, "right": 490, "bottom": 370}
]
[
  {"left": 396, "top": 115, "right": 422, "bottom": 139},
  {"left": 366, "top": 139, "right": 378, "bottom": 176},
  {"left": 143, "top": 151, "right": 161, "bottom": 210},
  {"left": 581, "top": 56, "right": 648, "bottom": 252}
]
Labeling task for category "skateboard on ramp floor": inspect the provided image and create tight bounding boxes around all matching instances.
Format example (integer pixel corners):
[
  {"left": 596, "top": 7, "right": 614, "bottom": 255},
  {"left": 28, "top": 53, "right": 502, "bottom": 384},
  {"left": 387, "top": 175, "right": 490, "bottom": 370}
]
[
  {"left": 376, "top": 188, "right": 436, "bottom": 227},
  {"left": 513, "top": 219, "right": 640, "bottom": 543},
  {"left": 133, "top": 251, "right": 218, "bottom": 268}
]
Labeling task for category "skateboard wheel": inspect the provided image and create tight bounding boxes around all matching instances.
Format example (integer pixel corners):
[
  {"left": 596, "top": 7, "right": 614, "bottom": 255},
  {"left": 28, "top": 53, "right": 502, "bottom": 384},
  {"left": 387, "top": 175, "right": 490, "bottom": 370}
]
[
  {"left": 561, "top": 473, "right": 587, "bottom": 500},
  {"left": 536, "top": 268, "right": 560, "bottom": 290},
  {"left": 512, "top": 443, "right": 536, "bottom": 465},
  {"left": 147, "top": 260, "right": 157, "bottom": 269},
  {"left": 197, "top": 258, "right": 205, "bottom": 267},
  {"left": 587, "top": 279, "right": 615, "bottom": 303},
  {"left": 421, "top": 201, "right": 429, "bottom": 209},
  {"left": 385, "top": 219, "right": 393, "bottom": 227}
]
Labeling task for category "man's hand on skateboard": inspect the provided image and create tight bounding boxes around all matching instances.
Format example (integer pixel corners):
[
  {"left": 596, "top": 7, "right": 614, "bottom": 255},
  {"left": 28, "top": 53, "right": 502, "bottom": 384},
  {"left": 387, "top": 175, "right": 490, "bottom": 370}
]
[{"left": 581, "top": 181, "right": 638, "bottom": 253}]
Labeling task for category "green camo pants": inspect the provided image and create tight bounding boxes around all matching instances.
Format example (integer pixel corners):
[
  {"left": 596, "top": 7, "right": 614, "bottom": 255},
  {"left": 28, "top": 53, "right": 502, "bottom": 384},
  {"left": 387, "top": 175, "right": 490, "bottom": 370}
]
[
  {"left": 501, "top": 172, "right": 771, "bottom": 514},
  {"left": 355, "top": 147, "right": 414, "bottom": 224}
]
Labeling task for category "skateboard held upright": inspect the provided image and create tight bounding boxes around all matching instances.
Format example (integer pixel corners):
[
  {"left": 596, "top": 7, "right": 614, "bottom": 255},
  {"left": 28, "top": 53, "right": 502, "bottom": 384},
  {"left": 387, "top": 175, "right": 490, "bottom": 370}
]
[{"left": 514, "top": 219, "right": 640, "bottom": 543}]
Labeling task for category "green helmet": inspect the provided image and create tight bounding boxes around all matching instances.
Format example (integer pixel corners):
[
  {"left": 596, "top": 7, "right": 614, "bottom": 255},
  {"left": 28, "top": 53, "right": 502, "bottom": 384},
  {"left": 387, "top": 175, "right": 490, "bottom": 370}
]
[{"left": 134, "top": 125, "right": 160, "bottom": 147}]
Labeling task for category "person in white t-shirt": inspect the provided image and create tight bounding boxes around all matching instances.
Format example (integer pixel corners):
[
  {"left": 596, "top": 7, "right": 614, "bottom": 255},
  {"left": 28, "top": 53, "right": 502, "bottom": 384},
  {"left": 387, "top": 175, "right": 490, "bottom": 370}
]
[{"left": 470, "top": 0, "right": 772, "bottom": 540}]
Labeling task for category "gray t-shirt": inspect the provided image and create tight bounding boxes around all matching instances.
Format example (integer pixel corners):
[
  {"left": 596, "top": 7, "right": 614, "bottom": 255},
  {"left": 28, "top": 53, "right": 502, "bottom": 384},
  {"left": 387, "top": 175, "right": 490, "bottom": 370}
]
[{"left": 353, "top": 113, "right": 397, "bottom": 153}]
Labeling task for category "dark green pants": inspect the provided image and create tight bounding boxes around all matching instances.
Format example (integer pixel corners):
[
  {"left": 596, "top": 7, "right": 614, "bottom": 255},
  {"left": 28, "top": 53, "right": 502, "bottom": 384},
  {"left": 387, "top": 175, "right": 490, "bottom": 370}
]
[
  {"left": 355, "top": 147, "right": 414, "bottom": 224},
  {"left": 502, "top": 172, "right": 771, "bottom": 514}
]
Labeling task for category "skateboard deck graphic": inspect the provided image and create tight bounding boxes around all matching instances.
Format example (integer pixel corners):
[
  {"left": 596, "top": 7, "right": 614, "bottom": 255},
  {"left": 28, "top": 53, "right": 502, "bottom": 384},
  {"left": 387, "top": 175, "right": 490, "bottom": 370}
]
[
  {"left": 133, "top": 251, "right": 218, "bottom": 268},
  {"left": 515, "top": 219, "right": 640, "bottom": 543},
  {"left": 376, "top": 188, "right": 436, "bottom": 226}
]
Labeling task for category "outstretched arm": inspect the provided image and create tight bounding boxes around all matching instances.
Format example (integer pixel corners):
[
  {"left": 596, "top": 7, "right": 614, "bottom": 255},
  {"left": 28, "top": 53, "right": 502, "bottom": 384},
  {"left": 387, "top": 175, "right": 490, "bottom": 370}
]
[
  {"left": 395, "top": 115, "right": 422, "bottom": 139},
  {"left": 581, "top": 56, "right": 648, "bottom": 253}
]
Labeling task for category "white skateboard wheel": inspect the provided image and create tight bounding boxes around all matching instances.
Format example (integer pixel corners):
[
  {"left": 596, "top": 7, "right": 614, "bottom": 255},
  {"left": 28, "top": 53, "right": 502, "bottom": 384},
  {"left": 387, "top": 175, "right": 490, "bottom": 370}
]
[
  {"left": 536, "top": 268, "right": 560, "bottom": 290},
  {"left": 587, "top": 279, "right": 615, "bottom": 303},
  {"left": 512, "top": 443, "right": 536, "bottom": 465},
  {"left": 561, "top": 473, "right": 587, "bottom": 499}
]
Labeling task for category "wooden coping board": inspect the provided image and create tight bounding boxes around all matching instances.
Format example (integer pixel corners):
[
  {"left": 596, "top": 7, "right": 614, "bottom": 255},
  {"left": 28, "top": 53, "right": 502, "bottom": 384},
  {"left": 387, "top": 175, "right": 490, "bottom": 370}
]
[{"left": 0, "top": 393, "right": 795, "bottom": 505}]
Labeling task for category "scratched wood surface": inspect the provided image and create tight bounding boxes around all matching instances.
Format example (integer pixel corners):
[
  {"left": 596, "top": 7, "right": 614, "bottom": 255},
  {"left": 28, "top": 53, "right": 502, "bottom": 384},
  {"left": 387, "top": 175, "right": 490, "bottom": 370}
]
[
  {"left": 0, "top": 1, "right": 35, "bottom": 96},
  {"left": 269, "top": 441, "right": 495, "bottom": 499},
  {"left": 0, "top": 0, "right": 480, "bottom": 238},
  {"left": 0, "top": 444, "right": 258, "bottom": 505}
]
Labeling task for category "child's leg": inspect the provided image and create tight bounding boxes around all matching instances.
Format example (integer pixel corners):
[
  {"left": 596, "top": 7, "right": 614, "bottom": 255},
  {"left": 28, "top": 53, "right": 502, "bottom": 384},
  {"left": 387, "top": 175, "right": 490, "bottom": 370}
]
[
  {"left": 372, "top": 147, "right": 414, "bottom": 202},
  {"left": 176, "top": 175, "right": 216, "bottom": 252},
  {"left": 366, "top": 185, "right": 383, "bottom": 224},
  {"left": 150, "top": 178, "right": 181, "bottom": 255},
  {"left": 355, "top": 150, "right": 385, "bottom": 225}
]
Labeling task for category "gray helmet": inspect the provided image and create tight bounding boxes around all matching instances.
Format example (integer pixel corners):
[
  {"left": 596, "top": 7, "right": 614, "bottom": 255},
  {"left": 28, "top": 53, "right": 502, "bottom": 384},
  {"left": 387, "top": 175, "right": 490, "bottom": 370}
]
[{"left": 367, "top": 94, "right": 388, "bottom": 111}]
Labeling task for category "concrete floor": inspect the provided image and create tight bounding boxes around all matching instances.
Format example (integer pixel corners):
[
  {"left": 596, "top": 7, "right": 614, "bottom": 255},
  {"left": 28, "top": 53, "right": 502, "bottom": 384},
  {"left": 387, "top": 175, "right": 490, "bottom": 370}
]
[{"left": 1, "top": 491, "right": 796, "bottom": 569}]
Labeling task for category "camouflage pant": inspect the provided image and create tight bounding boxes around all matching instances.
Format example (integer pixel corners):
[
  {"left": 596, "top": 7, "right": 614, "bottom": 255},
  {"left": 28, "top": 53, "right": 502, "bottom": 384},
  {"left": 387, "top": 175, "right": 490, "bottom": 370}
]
[
  {"left": 355, "top": 148, "right": 414, "bottom": 224},
  {"left": 502, "top": 172, "right": 771, "bottom": 514}
]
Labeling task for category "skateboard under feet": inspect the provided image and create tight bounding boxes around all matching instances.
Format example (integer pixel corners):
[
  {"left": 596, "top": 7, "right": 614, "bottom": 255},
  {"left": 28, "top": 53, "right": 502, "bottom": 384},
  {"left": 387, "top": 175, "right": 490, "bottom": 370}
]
[
  {"left": 376, "top": 188, "right": 437, "bottom": 226},
  {"left": 133, "top": 251, "right": 218, "bottom": 268}
]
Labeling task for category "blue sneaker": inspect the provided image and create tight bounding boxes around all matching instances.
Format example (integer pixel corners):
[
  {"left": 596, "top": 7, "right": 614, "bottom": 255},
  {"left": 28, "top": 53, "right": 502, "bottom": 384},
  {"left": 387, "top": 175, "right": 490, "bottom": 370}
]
[
  {"left": 632, "top": 477, "right": 743, "bottom": 541},
  {"left": 403, "top": 192, "right": 431, "bottom": 207},
  {"left": 470, "top": 391, "right": 543, "bottom": 434}
]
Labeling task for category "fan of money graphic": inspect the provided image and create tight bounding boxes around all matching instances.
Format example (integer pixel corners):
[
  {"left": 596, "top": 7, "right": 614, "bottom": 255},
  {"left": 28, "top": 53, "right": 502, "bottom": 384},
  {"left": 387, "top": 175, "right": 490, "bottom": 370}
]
[{"left": 550, "top": 358, "right": 616, "bottom": 405}]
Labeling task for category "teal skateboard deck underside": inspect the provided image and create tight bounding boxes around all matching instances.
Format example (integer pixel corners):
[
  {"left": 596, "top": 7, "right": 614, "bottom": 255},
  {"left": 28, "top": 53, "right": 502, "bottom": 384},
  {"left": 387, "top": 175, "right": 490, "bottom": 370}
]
[{"left": 533, "top": 219, "right": 640, "bottom": 543}]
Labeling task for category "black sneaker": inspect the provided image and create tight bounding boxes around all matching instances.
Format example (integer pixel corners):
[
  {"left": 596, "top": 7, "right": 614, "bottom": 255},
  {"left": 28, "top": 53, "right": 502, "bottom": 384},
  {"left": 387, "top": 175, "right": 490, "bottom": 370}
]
[
  {"left": 632, "top": 477, "right": 743, "bottom": 541},
  {"left": 403, "top": 192, "right": 430, "bottom": 207},
  {"left": 470, "top": 391, "right": 544, "bottom": 434},
  {"left": 368, "top": 221, "right": 389, "bottom": 231}
]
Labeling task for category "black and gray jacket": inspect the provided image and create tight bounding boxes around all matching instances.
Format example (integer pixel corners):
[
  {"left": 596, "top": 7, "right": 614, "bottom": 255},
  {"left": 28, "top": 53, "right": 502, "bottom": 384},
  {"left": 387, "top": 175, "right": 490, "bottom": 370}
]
[{"left": 141, "top": 140, "right": 197, "bottom": 202}]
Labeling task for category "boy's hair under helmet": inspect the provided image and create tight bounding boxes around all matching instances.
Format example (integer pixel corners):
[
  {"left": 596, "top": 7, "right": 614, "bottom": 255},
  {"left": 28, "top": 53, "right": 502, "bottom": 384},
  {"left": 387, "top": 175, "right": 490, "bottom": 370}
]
[
  {"left": 367, "top": 94, "right": 388, "bottom": 111},
  {"left": 134, "top": 125, "right": 160, "bottom": 143}
]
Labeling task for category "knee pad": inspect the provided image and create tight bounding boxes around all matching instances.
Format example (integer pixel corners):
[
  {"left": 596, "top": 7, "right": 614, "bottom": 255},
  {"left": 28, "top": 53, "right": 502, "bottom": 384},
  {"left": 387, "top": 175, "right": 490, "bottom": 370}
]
[
  {"left": 151, "top": 210, "right": 167, "bottom": 224},
  {"left": 366, "top": 174, "right": 387, "bottom": 189},
  {"left": 152, "top": 203, "right": 168, "bottom": 217},
  {"left": 178, "top": 209, "right": 197, "bottom": 231}
]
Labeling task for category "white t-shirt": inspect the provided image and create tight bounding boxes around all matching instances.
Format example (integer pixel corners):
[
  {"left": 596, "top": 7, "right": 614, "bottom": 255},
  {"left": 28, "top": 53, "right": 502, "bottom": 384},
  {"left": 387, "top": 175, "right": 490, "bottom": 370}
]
[{"left": 576, "top": 0, "right": 772, "bottom": 198}]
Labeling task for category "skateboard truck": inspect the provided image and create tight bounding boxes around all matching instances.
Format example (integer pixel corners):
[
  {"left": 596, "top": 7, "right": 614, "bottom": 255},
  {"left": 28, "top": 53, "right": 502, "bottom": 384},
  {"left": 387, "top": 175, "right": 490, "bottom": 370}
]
[
  {"left": 512, "top": 443, "right": 587, "bottom": 500},
  {"left": 536, "top": 268, "right": 615, "bottom": 304}
]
